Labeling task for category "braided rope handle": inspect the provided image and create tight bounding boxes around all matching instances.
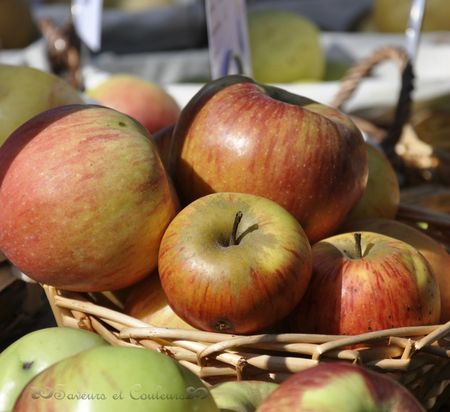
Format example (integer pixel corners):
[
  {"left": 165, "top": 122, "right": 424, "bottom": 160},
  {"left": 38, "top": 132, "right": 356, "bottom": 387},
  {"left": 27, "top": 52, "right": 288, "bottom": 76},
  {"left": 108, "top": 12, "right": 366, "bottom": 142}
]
[{"left": 331, "top": 46, "right": 415, "bottom": 160}]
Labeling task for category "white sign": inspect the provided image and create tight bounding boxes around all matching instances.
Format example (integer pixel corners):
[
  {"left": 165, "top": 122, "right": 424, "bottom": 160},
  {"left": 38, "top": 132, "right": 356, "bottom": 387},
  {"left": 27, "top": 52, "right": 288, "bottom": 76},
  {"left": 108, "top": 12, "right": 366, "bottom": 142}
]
[
  {"left": 205, "top": 0, "right": 252, "bottom": 79},
  {"left": 71, "top": 0, "right": 103, "bottom": 52}
]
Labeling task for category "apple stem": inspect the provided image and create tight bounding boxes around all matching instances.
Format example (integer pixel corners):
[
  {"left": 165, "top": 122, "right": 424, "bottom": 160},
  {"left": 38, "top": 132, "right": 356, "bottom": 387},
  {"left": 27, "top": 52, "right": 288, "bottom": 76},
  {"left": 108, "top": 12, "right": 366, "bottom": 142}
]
[
  {"left": 354, "top": 232, "right": 363, "bottom": 258},
  {"left": 229, "top": 211, "right": 243, "bottom": 246}
]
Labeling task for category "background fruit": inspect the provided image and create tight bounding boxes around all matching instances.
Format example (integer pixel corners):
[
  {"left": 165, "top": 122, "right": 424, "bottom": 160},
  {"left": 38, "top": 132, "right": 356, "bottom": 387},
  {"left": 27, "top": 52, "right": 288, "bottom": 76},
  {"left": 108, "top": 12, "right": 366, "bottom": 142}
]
[
  {"left": 247, "top": 9, "right": 325, "bottom": 83},
  {"left": 0, "top": 64, "right": 84, "bottom": 147},
  {"left": 0, "top": 0, "right": 36, "bottom": 49},
  {"left": 0, "top": 104, "right": 179, "bottom": 291},
  {"left": 86, "top": 74, "right": 181, "bottom": 135}
]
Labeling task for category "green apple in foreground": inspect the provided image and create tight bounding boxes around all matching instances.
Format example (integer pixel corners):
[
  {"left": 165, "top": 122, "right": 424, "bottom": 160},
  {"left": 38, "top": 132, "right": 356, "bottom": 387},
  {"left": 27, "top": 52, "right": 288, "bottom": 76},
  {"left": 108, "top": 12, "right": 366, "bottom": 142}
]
[
  {"left": 0, "top": 327, "right": 107, "bottom": 412},
  {"left": 14, "top": 345, "right": 218, "bottom": 412},
  {"left": 0, "top": 64, "right": 83, "bottom": 147},
  {"left": 290, "top": 231, "right": 440, "bottom": 335},
  {"left": 0, "top": 104, "right": 179, "bottom": 291},
  {"left": 257, "top": 363, "right": 425, "bottom": 411},
  {"left": 158, "top": 192, "right": 313, "bottom": 334},
  {"left": 211, "top": 381, "right": 278, "bottom": 412}
]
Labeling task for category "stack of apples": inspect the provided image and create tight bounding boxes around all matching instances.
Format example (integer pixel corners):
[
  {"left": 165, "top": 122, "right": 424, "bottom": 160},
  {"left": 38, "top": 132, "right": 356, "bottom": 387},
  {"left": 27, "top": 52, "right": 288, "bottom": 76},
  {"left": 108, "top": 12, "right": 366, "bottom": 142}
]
[{"left": 0, "top": 66, "right": 447, "bottom": 410}]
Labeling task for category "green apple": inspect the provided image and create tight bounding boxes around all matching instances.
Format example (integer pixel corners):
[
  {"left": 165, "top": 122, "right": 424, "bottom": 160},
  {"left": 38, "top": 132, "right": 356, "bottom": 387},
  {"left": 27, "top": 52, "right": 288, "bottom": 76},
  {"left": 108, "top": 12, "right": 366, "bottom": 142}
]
[
  {"left": 0, "top": 64, "right": 84, "bottom": 148},
  {"left": 343, "top": 142, "right": 400, "bottom": 222},
  {"left": 247, "top": 9, "right": 325, "bottom": 83},
  {"left": 0, "top": 327, "right": 107, "bottom": 412},
  {"left": 0, "top": 104, "right": 179, "bottom": 291},
  {"left": 211, "top": 381, "right": 278, "bottom": 412},
  {"left": 158, "top": 192, "right": 313, "bottom": 334},
  {"left": 0, "top": 0, "right": 36, "bottom": 49},
  {"left": 14, "top": 345, "right": 218, "bottom": 411}
]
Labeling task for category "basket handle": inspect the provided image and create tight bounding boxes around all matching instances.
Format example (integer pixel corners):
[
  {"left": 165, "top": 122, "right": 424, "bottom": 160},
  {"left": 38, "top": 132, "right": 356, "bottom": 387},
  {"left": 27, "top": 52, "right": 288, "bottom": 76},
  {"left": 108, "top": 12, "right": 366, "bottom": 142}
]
[{"left": 331, "top": 46, "right": 415, "bottom": 161}]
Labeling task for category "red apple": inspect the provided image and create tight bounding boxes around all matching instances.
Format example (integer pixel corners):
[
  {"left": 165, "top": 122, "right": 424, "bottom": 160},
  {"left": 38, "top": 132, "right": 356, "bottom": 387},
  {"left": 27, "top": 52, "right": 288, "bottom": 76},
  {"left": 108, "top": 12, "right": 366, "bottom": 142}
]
[
  {"left": 158, "top": 192, "right": 313, "bottom": 334},
  {"left": 342, "top": 217, "right": 450, "bottom": 323},
  {"left": 169, "top": 75, "right": 368, "bottom": 243},
  {"left": 86, "top": 74, "right": 181, "bottom": 135},
  {"left": 152, "top": 124, "right": 175, "bottom": 171},
  {"left": 124, "top": 273, "right": 197, "bottom": 330},
  {"left": 0, "top": 104, "right": 179, "bottom": 291},
  {"left": 257, "top": 362, "right": 425, "bottom": 411},
  {"left": 343, "top": 142, "right": 400, "bottom": 223},
  {"left": 290, "top": 231, "right": 440, "bottom": 335}
]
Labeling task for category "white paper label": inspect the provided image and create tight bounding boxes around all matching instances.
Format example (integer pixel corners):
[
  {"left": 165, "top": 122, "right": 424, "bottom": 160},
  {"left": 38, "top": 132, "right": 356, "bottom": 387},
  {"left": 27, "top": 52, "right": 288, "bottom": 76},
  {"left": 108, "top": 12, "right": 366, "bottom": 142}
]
[
  {"left": 205, "top": 0, "right": 252, "bottom": 79},
  {"left": 71, "top": 0, "right": 103, "bottom": 52}
]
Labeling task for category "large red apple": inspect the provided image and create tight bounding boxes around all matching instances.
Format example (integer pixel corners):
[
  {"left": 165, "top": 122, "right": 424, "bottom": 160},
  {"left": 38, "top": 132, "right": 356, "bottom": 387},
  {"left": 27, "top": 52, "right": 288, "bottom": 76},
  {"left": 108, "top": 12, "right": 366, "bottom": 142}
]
[
  {"left": 290, "top": 231, "right": 440, "bottom": 335},
  {"left": 86, "top": 74, "right": 181, "bottom": 135},
  {"left": 169, "top": 75, "right": 368, "bottom": 243},
  {"left": 158, "top": 192, "right": 313, "bottom": 334},
  {"left": 257, "top": 362, "right": 425, "bottom": 411},
  {"left": 0, "top": 104, "right": 179, "bottom": 291},
  {"left": 342, "top": 217, "right": 450, "bottom": 323}
]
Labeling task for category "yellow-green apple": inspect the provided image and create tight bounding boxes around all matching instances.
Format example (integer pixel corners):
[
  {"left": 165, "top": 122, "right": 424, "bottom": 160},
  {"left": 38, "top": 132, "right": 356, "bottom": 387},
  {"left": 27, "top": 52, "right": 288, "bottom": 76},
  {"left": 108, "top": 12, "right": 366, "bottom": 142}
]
[
  {"left": 158, "top": 192, "right": 313, "bottom": 334},
  {"left": 86, "top": 74, "right": 181, "bottom": 135},
  {"left": 0, "top": 104, "right": 179, "bottom": 291},
  {"left": 124, "top": 273, "right": 197, "bottom": 330},
  {"left": 211, "top": 381, "right": 278, "bottom": 412},
  {"left": 170, "top": 75, "right": 368, "bottom": 243},
  {"left": 290, "top": 231, "right": 440, "bottom": 335},
  {"left": 0, "top": 327, "right": 107, "bottom": 412},
  {"left": 343, "top": 143, "right": 400, "bottom": 223},
  {"left": 247, "top": 9, "right": 325, "bottom": 83},
  {"left": 0, "top": 64, "right": 84, "bottom": 147},
  {"left": 373, "top": 0, "right": 450, "bottom": 32},
  {"left": 13, "top": 345, "right": 218, "bottom": 412},
  {"left": 257, "top": 362, "right": 425, "bottom": 411},
  {"left": 342, "top": 217, "right": 450, "bottom": 323}
]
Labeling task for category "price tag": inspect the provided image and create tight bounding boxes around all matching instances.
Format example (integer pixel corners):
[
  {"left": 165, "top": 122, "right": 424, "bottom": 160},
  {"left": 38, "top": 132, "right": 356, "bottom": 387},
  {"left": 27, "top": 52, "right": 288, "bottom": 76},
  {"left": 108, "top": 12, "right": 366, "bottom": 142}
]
[
  {"left": 71, "top": 0, "right": 103, "bottom": 52},
  {"left": 205, "top": 0, "right": 252, "bottom": 79}
]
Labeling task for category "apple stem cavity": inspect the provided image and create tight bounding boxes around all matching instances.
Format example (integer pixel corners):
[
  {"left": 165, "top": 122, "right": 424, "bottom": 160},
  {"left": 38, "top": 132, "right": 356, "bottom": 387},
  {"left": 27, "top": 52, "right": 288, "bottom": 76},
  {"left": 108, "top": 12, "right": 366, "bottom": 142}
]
[
  {"left": 354, "top": 232, "right": 363, "bottom": 259},
  {"left": 22, "top": 361, "right": 34, "bottom": 370},
  {"left": 229, "top": 211, "right": 243, "bottom": 246}
]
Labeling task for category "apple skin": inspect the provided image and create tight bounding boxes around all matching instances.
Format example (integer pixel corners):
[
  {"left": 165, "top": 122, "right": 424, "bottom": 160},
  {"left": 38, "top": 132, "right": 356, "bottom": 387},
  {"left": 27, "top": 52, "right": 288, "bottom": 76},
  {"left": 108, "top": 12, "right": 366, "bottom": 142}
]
[
  {"left": 152, "top": 124, "right": 175, "bottom": 171},
  {"left": 170, "top": 75, "right": 368, "bottom": 243},
  {"left": 13, "top": 345, "right": 218, "bottom": 412},
  {"left": 0, "top": 64, "right": 84, "bottom": 147},
  {"left": 257, "top": 362, "right": 425, "bottom": 412},
  {"left": 0, "top": 327, "right": 107, "bottom": 412},
  {"left": 343, "top": 143, "right": 400, "bottom": 222},
  {"left": 158, "top": 192, "right": 313, "bottom": 334},
  {"left": 0, "top": 104, "right": 179, "bottom": 291},
  {"left": 211, "top": 380, "right": 278, "bottom": 412},
  {"left": 341, "top": 217, "right": 450, "bottom": 323},
  {"left": 290, "top": 231, "right": 440, "bottom": 335},
  {"left": 86, "top": 74, "right": 181, "bottom": 135},
  {"left": 124, "top": 273, "right": 197, "bottom": 330}
]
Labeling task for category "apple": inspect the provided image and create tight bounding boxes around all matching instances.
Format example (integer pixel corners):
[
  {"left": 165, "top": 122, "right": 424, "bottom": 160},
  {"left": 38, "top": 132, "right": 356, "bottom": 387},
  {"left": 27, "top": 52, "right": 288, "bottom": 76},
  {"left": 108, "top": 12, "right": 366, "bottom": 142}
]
[
  {"left": 0, "top": 327, "right": 107, "bottom": 412},
  {"left": 247, "top": 9, "right": 325, "bottom": 83},
  {"left": 14, "top": 345, "right": 218, "bottom": 412},
  {"left": 290, "top": 231, "right": 440, "bottom": 335},
  {"left": 86, "top": 74, "right": 181, "bottom": 135},
  {"left": 0, "top": 64, "right": 84, "bottom": 148},
  {"left": 0, "top": 250, "right": 6, "bottom": 263},
  {"left": 343, "top": 142, "right": 400, "bottom": 222},
  {"left": 103, "top": 0, "right": 175, "bottom": 11},
  {"left": 341, "top": 217, "right": 450, "bottom": 323},
  {"left": 0, "top": 104, "right": 179, "bottom": 292},
  {"left": 211, "top": 381, "right": 278, "bottom": 412},
  {"left": 153, "top": 124, "right": 175, "bottom": 171},
  {"left": 158, "top": 192, "right": 312, "bottom": 334},
  {"left": 124, "top": 273, "right": 197, "bottom": 330},
  {"left": 257, "top": 362, "right": 425, "bottom": 411},
  {"left": 170, "top": 75, "right": 368, "bottom": 243},
  {"left": 0, "top": 0, "right": 36, "bottom": 49},
  {"left": 373, "top": 0, "right": 450, "bottom": 32}
]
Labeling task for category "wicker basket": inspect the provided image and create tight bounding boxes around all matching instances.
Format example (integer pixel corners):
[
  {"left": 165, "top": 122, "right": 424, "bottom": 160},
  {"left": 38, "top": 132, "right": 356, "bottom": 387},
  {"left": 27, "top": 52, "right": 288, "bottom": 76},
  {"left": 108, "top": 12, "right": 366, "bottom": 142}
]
[{"left": 39, "top": 46, "right": 450, "bottom": 411}]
